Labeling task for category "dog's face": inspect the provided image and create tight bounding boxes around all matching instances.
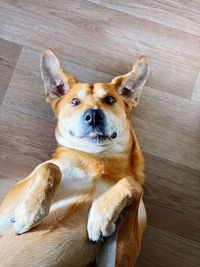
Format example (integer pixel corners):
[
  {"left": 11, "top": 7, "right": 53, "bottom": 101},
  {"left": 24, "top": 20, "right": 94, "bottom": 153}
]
[{"left": 40, "top": 49, "right": 149, "bottom": 154}]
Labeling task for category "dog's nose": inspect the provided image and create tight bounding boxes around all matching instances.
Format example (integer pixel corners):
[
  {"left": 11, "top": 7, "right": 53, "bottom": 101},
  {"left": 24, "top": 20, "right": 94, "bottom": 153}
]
[{"left": 84, "top": 109, "right": 104, "bottom": 127}]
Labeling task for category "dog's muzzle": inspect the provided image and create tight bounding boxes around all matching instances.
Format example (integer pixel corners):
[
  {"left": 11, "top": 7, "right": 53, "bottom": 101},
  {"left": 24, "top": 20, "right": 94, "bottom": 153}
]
[{"left": 69, "top": 109, "right": 117, "bottom": 142}]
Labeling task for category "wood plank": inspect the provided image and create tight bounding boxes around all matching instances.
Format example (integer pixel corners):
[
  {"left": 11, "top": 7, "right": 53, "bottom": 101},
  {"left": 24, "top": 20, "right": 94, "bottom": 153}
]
[
  {"left": 100, "top": 0, "right": 200, "bottom": 36},
  {"left": 144, "top": 153, "right": 199, "bottom": 199},
  {"left": 143, "top": 181, "right": 199, "bottom": 242},
  {"left": 132, "top": 86, "right": 200, "bottom": 170},
  {"left": 135, "top": 225, "right": 200, "bottom": 267},
  {"left": 142, "top": 154, "right": 200, "bottom": 242},
  {"left": 0, "top": 0, "right": 199, "bottom": 98},
  {"left": 0, "top": 38, "right": 21, "bottom": 104},
  {"left": 2, "top": 47, "right": 113, "bottom": 122},
  {"left": 0, "top": 106, "right": 56, "bottom": 180}
]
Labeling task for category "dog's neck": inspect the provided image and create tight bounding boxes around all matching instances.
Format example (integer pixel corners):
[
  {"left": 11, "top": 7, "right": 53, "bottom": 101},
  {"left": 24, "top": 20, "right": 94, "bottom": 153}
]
[{"left": 53, "top": 142, "right": 133, "bottom": 181}]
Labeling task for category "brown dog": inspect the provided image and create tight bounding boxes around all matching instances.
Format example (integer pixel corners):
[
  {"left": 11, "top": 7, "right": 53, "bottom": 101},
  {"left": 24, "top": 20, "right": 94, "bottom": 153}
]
[{"left": 0, "top": 49, "right": 149, "bottom": 266}]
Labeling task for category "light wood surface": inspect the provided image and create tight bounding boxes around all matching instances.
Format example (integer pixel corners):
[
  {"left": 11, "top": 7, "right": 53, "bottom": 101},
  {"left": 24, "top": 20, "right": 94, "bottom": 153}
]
[
  {"left": 0, "top": 1, "right": 199, "bottom": 266},
  {"left": 0, "top": 39, "right": 21, "bottom": 104}
]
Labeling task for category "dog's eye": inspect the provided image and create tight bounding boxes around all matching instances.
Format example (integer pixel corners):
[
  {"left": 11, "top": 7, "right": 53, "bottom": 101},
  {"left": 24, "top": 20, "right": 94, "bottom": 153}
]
[
  {"left": 104, "top": 96, "right": 116, "bottom": 105},
  {"left": 70, "top": 98, "right": 81, "bottom": 106}
]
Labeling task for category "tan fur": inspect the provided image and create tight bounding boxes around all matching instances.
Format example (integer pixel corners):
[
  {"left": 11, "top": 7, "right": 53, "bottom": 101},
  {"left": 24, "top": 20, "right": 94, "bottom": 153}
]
[{"left": 0, "top": 49, "right": 149, "bottom": 266}]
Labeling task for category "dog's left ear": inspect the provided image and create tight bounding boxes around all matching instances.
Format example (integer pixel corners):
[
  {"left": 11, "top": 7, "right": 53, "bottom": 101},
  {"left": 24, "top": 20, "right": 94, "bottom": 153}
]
[
  {"left": 40, "top": 49, "right": 77, "bottom": 103},
  {"left": 111, "top": 56, "right": 149, "bottom": 109}
]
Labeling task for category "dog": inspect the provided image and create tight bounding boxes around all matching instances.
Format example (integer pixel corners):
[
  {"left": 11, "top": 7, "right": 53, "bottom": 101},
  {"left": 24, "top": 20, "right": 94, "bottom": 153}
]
[{"left": 0, "top": 49, "right": 149, "bottom": 266}]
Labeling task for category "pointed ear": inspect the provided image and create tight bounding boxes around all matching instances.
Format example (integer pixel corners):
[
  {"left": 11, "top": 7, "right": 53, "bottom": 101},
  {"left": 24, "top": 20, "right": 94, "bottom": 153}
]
[
  {"left": 40, "top": 49, "right": 77, "bottom": 103},
  {"left": 111, "top": 56, "right": 149, "bottom": 109}
]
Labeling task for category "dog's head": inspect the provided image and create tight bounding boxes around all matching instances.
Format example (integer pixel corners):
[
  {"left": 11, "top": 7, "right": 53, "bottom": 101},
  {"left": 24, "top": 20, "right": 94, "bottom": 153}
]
[{"left": 40, "top": 49, "right": 149, "bottom": 154}]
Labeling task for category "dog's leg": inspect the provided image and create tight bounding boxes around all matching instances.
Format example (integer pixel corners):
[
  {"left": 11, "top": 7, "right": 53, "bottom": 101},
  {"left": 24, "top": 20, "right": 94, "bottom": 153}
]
[
  {"left": 9, "top": 162, "right": 61, "bottom": 235},
  {"left": 87, "top": 177, "right": 142, "bottom": 242}
]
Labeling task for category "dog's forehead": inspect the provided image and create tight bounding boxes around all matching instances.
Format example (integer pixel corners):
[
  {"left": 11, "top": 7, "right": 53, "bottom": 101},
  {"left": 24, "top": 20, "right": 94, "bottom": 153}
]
[
  {"left": 94, "top": 83, "right": 116, "bottom": 97},
  {"left": 73, "top": 83, "right": 116, "bottom": 99},
  {"left": 76, "top": 85, "right": 91, "bottom": 99}
]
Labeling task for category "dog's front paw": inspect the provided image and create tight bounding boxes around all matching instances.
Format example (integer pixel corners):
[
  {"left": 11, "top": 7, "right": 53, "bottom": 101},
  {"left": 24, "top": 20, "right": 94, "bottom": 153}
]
[
  {"left": 11, "top": 200, "right": 48, "bottom": 235},
  {"left": 87, "top": 200, "right": 117, "bottom": 243}
]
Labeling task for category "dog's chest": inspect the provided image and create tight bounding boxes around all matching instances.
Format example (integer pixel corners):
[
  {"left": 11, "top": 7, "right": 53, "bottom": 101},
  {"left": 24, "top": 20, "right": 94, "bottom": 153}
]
[
  {"left": 58, "top": 165, "right": 91, "bottom": 192},
  {"left": 50, "top": 162, "right": 110, "bottom": 211}
]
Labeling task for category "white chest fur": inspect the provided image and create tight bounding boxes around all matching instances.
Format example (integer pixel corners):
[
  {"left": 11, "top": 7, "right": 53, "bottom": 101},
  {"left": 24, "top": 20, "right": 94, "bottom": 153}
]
[
  {"left": 50, "top": 162, "right": 91, "bottom": 210},
  {"left": 49, "top": 160, "right": 110, "bottom": 212},
  {"left": 58, "top": 165, "right": 91, "bottom": 192}
]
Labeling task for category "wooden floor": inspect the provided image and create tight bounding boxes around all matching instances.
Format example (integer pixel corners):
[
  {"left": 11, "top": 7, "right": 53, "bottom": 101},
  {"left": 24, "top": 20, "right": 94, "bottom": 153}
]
[{"left": 0, "top": 0, "right": 199, "bottom": 266}]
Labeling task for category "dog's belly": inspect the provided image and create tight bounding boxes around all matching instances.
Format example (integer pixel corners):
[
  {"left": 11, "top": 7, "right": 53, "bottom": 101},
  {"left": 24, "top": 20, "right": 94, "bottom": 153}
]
[{"left": 0, "top": 220, "right": 98, "bottom": 267}]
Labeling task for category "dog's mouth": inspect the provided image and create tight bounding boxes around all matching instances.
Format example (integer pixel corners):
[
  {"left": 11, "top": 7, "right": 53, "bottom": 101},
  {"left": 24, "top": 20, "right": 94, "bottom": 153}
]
[
  {"left": 85, "top": 131, "right": 109, "bottom": 143},
  {"left": 69, "top": 130, "right": 117, "bottom": 143}
]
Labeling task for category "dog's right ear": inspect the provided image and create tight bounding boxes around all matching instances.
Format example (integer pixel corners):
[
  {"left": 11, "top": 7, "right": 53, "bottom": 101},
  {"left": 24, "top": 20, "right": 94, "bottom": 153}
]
[{"left": 40, "top": 49, "right": 77, "bottom": 103}]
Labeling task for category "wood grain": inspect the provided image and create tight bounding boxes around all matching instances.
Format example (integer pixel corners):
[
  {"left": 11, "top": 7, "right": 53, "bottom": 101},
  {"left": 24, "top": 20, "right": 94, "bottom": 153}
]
[
  {"left": 0, "top": 38, "right": 21, "bottom": 104},
  {"left": 0, "top": 0, "right": 199, "bottom": 98},
  {"left": 142, "top": 153, "right": 200, "bottom": 243},
  {"left": 0, "top": 106, "right": 56, "bottom": 179},
  {"left": 144, "top": 153, "right": 199, "bottom": 199},
  {"left": 135, "top": 225, "right": 200, "bottom": 267},
  {"left": 132, "top": 86, "right": 200, "bottom": 170},
  {"left": 143, "top": 183, "right": 199, "bottom": 242},
  {"left": 100, "top": 0, "right": 200, "bottom": 36}
]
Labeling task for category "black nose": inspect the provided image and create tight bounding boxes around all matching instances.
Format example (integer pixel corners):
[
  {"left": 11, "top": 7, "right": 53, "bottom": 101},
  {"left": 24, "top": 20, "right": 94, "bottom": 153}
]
[{"left": 84, "top": 109, "right": 104, "bottom": 127}]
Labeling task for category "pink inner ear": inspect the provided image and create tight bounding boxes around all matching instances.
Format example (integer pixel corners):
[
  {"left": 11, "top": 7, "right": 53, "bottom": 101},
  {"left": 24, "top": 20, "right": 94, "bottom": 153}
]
[
  {"left": 54, "top": 82, "right": 65, "bottom": 96},
  {"left": 53, "top": 78, "right": 66, "bottom": 96},
  {"left": 121, "top": 87, "right": 133, "bottom": 97},
  {"left": 120, "top": 79, "right": 140, "bottom": 99}
]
